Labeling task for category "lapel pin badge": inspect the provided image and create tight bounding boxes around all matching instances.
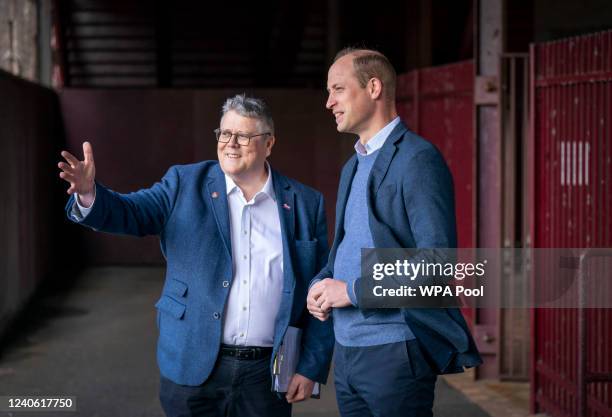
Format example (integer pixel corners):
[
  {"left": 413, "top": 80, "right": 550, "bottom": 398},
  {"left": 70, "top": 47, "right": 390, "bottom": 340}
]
[
  {"left": 282, "top": 203, "right": 291, "bottom": 210},
  {"left": 212, "top": 191, "right": 219, "bottom": 199}
]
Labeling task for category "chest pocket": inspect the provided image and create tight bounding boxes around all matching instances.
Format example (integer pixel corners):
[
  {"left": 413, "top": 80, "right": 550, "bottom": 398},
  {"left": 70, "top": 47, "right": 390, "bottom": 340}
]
[
  {"left": 377, "top": 183, "right": 397, "bottom": 198},
  {"left": 294, "top": 239, "right": 318, "bottom": 280},
  {"left": 374, "top": 183, "right": 398, "bottom": 211}
]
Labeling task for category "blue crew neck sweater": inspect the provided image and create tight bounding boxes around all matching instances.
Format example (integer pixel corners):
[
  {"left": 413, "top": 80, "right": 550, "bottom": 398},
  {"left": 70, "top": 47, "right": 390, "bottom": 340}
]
[{"left": 332, "top": 151, "right": 415, "bottom": 347}]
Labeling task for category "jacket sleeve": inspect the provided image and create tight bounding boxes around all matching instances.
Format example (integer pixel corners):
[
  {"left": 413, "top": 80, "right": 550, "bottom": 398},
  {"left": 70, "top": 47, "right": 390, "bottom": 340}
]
[
  {"left": 65, "top": 166, "right": 180, "bottom": 237},
  {"left": 402, "top": 148, "right": 457, "bottom": 248},
  {"left": 296, "top": 193, "right": 335, "bottom": 383}
]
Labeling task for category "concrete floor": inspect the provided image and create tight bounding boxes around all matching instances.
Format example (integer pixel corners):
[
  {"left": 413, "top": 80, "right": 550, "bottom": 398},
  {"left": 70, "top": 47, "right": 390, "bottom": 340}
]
[{"left": 0, "top": 267, "right": 490, "bottom": 417}]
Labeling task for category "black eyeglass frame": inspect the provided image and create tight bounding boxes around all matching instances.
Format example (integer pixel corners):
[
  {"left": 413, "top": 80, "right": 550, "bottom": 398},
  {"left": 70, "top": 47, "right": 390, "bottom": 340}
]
[{"left": 214, "top": 128, "right": 271, "bottom": 146}]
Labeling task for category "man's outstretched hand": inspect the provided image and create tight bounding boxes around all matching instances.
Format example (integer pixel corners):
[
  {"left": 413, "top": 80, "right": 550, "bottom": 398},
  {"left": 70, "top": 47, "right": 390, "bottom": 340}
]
[{"left": 58, "top": 141, "right": 96, "bottom": 207}]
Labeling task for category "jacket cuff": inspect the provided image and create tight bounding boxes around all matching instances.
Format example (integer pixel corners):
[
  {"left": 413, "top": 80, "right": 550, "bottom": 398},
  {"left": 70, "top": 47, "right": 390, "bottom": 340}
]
[
  {"left": 308, "top": 278, "right": 322, "bottom": 291},
  {"left": 296, "top": 357, "right": 328, "bottom": 384}
]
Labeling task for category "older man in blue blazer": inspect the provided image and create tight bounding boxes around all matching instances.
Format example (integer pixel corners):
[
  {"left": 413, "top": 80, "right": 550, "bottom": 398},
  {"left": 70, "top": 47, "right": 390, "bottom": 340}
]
[
  {"left": 59, "top": 94, "right": 333, "bottom": 417},
  {"left": 307, "top": 48, "right": 482, "bottom": 417}
]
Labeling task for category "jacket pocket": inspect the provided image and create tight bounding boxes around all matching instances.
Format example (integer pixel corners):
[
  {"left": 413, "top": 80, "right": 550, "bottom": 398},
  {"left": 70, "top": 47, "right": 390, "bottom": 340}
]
[
  {"left": 165, "top": 278, "right": 188, "bottom": 297},
  {"left": 155, "top": 295, "right": 186, "bottom": 320},
  {"left": 294, "top": 240, "right": 317, "bottom": 280},
  {"left": 377, "top": 182, "right": 397, "bottom": 197}
]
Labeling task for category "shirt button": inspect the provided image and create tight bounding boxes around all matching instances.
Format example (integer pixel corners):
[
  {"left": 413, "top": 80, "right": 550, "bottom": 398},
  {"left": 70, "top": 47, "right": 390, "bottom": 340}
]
[
  {"left": 243, "top": 280, "right": 247, "bottom": 285},
  {"left": 243, "top": 255, "right": 247, "bottom": 260},
  {"left": 213, "top": 312, "right": 220, "bottom": 319},
  {"left": 243, "top": 230, "right": 247, "bottom": 235},
  {"left": 222, "top": 281, "right": 229, "bottom": 288},
  {"left": 243, "top": 306, "right": 247, "bottom": 311}
]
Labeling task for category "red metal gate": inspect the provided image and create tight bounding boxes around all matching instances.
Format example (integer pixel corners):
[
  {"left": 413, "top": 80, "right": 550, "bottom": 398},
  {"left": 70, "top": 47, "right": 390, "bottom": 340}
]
[{"left": 530, "top": 30, "right": 612, "bottom": 417}]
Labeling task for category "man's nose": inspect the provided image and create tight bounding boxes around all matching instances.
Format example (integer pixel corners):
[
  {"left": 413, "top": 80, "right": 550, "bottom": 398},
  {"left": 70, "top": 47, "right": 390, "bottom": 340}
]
[
  {"left": 227, "top": 135, "right": 240, "bottom": 147},
  {"left": 326, "top": 94, "right": 335, "bottom": 110}
]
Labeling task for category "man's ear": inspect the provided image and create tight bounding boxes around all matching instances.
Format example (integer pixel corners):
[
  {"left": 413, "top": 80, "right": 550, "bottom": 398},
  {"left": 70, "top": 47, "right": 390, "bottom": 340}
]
[
  {"left": 368, "top": 78, "right": 383, "bottom": 100},
  {"left": 266, "top": 135, "right": 276, "bottom": 157}
]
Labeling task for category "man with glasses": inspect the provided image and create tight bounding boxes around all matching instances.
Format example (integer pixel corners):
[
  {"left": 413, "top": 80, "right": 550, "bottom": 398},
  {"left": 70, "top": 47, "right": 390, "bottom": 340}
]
[{"left": 59, "top": 94, "right": 333, "bottom": 417}]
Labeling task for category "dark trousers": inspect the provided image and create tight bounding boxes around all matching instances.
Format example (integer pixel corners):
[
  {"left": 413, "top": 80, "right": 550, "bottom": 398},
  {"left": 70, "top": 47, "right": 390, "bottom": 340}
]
[
  {"left": 159, "top": 355, "right": 291, "bottom": 417},
  {"left": 334, "top": 340, "right": 437, "bottom": 417}
]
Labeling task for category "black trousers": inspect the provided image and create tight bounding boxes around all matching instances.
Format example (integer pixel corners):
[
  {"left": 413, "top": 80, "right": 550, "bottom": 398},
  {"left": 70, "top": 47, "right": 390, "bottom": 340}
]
[
  {"left": 334, "top": 340, "right": 437, "bottom": 417},
  {"left": 159, "top": 355, "right": 291, "bottom": 417}
]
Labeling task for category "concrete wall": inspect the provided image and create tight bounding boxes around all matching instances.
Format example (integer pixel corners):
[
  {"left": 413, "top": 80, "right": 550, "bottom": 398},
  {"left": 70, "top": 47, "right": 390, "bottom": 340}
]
[
  {"left": 58, "top": 89, "right": 352, "bottom": 265},
  {"left": 0, "top": 0, "right": 40, "bottom": 81},
  {"left": 0, "top": 69, "right": 66, "bottom": 336}
]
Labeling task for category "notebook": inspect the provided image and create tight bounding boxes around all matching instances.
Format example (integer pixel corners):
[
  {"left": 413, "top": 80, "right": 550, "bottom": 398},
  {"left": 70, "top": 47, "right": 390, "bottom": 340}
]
[{"left": 273, "top": 326, "right": 320, "bottom": 397}]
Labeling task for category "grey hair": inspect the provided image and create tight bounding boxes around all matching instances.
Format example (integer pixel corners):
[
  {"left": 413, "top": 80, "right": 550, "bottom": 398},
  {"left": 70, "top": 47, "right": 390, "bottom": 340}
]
[{"left": 221, "top": 94, "right": 275, "bottom": 134}]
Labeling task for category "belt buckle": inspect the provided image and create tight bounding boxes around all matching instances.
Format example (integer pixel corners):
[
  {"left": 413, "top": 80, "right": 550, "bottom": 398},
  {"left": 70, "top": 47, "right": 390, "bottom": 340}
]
[{"left": 237, "top": 348, "right": 252, "bottom": 360}]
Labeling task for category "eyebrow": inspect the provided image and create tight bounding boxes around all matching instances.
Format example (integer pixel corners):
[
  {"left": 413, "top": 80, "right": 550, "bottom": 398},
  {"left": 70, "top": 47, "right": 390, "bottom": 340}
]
[{"left": 220, "top": 129, "right": 249, "bottom": 135}]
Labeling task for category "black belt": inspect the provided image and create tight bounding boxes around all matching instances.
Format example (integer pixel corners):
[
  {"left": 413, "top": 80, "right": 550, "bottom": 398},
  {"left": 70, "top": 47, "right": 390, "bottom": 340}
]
[{"left": 220, "top": 344, "right": 273, "bottom": 360}]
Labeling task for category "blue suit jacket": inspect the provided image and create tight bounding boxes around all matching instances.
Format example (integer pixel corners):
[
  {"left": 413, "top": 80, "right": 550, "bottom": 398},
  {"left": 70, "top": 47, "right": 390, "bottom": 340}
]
[
  {"left": 313, "top": 121, "right": 482, "bottom": 374},
  {"left": 66, "top": 161, "right": 334, "bottom": 386}
]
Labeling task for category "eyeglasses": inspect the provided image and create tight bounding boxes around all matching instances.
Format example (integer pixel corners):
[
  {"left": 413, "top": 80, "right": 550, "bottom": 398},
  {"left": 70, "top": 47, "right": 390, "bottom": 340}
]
[{"left": 214, "top": 128, "right": 271, "bottom": 146}]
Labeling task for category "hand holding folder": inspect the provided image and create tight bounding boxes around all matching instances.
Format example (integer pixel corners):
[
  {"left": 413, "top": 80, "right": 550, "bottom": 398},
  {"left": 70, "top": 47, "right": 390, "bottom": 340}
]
[{"left": 273, "top": 326, "right": 320, "bottom": 398}]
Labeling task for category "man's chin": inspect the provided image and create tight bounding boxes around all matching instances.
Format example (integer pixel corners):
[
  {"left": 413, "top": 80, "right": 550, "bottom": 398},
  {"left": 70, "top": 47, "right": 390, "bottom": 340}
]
[
  {"left": 335, "top": 118, "right": 353, "bottom": 133},
  {"left": 219, "top": 164, "right": 243, "bottom": 177}
]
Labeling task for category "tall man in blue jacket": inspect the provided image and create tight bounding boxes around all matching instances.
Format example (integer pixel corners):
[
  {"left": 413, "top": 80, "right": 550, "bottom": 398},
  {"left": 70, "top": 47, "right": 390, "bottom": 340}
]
[
  {"left": 307, "top": 48, "right": 482, "bottom": 417},
  {"left": 59, "top": 94, "right": 333, "bottom": 417}
]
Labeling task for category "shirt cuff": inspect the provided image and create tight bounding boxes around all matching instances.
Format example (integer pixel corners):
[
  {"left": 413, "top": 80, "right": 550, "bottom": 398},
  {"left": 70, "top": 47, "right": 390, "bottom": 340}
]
[
  {"left": 347, "top": 278, "right": 360, "bottom": 307},
  {"left": 72, "top": 190, "right": 95, "bottom": 221}
]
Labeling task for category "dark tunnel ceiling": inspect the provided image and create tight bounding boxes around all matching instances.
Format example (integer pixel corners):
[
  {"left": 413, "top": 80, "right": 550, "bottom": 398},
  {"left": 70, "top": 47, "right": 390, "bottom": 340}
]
[{"left": 55, "top": 0, "right": 473, "bottom": 88}]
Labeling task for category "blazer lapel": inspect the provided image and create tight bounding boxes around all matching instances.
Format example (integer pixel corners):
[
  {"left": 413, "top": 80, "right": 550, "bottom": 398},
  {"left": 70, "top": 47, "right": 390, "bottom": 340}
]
[
  {"left": 205, "top": 166, "right": 232, "bottom": 258},
  {"left": 273, "top": 171, "right": 295, "bottom": 244},
  {"left": 272, "top": 169, "right": 296, "bottom": 297},
  {"left": 368, "top": 122, "right": 407, "bottom": 194},
  {"left": 334, "top": 155, "right": 358, "bottom": 239}
]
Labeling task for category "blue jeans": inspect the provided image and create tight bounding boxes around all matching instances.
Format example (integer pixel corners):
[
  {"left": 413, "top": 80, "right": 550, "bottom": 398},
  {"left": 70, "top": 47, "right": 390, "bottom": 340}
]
[
  {"left": 334, "top": 340, "right": 437, "bottom": 417},
  {"left": 159, "top": 355, "right": 291, "bottom": 417}
]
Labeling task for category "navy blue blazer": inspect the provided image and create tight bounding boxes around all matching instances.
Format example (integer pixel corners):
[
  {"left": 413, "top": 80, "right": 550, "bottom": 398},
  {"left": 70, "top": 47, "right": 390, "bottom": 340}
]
[
  {"left": 313, "top": 121, "right": 482, "bottom": 374},
  {"left": 66, "top": 161, "right": 334, "bottom": 386}
]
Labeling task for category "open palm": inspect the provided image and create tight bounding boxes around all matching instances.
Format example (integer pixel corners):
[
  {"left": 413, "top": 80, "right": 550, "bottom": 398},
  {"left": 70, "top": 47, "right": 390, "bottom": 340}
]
[{"left": 58, "top": 141, "right": 96, "bottom": 204}]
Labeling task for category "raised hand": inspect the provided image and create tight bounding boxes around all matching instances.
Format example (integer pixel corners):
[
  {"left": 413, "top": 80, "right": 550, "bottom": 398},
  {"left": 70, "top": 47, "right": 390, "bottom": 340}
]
[{"left": 58, "top": 141, "right": 96, "bottom": 207}]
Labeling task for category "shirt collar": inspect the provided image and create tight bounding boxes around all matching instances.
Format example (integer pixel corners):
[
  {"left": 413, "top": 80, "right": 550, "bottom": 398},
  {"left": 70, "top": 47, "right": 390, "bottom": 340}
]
[
  {"left": 354, "top": 116, "right": 401, "bottom": 156},
  {"left": 224, "top": 161, "right": 276, "bottom": 202}
]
